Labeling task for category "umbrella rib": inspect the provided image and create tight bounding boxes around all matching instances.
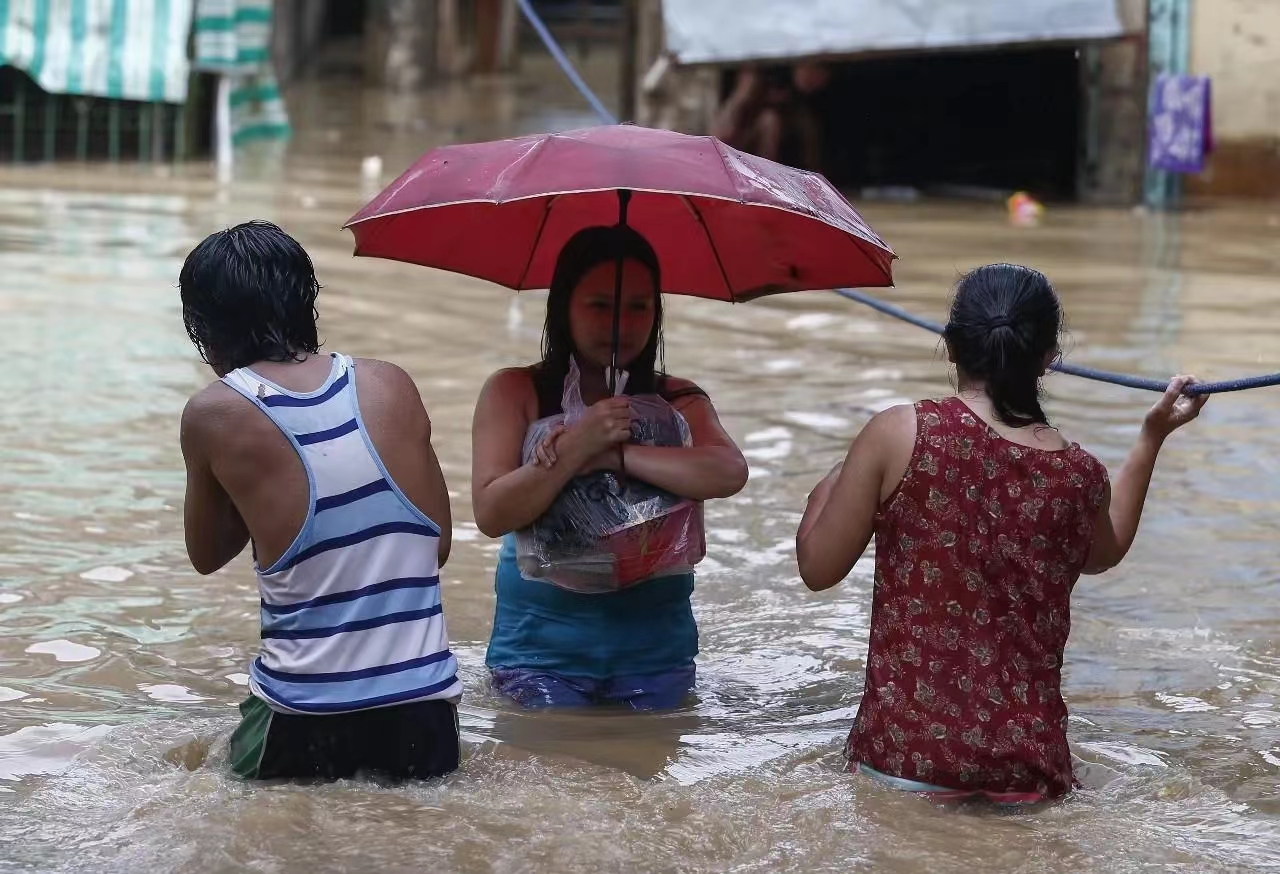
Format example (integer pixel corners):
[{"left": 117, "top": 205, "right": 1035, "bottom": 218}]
[
  {"left": 681, "top": 196, "right": 734, "bottom": 302},
  {"left": 515, "top": 195, "right": 557, "bottom": 290}
]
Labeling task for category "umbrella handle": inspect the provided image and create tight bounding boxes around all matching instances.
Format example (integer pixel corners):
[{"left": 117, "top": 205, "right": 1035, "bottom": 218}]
[
  {"left": 610, "top": 188, "right": 633, "bottom": 478},
  {"left": 616, "top": 188, "right": 632, "bottom": 226},
  {"left": 609, "top": 189, "right": 633, "bottom": 396}
]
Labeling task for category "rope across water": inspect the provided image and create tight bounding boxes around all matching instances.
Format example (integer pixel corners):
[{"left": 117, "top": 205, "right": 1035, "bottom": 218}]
[
  {"left": 835, "top": 289, "right": 1280, "bottom": 395},
  {"left": 514, "top": 0, "right": 1280, "bottom": 396}
]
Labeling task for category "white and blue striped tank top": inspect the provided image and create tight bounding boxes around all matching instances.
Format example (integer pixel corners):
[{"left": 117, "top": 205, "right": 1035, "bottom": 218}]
[{"left": 221, "top": 353, "right": 461, "bottom": 714}]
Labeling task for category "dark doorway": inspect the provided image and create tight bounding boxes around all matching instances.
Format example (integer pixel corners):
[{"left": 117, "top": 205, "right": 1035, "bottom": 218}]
[
  {"left": 721, "top": 46, "right": 1082, "bottom": 200},
  {"left": 325, "top": 0, "right": 367, "bottom": 37}
]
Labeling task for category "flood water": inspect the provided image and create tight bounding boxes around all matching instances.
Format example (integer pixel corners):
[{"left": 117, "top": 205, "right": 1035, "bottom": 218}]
[{"left": 2, "top": 54, "right": 1279, "bottom": 873}]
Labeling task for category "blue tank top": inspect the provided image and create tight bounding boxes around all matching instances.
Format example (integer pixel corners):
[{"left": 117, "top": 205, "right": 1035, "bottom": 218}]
[{"left": 485, "top": 535, "right": 697, "bottom": 679}]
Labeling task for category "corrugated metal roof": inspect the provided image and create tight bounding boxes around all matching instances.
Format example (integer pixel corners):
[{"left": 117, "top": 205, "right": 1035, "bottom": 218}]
[{"left": 663, "top": 0, "right": 1128, "bottom": 66}]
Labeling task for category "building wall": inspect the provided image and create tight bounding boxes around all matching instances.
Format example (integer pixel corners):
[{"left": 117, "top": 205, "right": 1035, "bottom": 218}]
[
  {"left": 1080, "top": 0, "right": 1147, "bottom": 205},
  {"left": 1188, "top": 0, "right": 1280, "bottom": 197}
]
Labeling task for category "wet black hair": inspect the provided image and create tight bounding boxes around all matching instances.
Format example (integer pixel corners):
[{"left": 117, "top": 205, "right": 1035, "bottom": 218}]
[
  {"left": 942, "top": 263, "right": 1062, "bottom": 428},
  {"left": 540, "top": 224, "right": 664, "bottom": 394},
  {"left": 180, "top": 220, "right": 322, "bottom": 372}
]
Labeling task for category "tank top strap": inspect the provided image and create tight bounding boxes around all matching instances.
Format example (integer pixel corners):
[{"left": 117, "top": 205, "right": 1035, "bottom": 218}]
[
  {"left": 220, "top": 354, "right": 355, "bottom": 438},
  {"left": 220, "top": 354, "right": 387, "bottom": 512},
  {"left": 919, "top": 396, "right": 990, "bottom": 441},
  {"left": 913, "top": 397, "right": 951, "bottom": 438},
  {"left": 657, "top": 376, "right": 709, "bottom": 406}
]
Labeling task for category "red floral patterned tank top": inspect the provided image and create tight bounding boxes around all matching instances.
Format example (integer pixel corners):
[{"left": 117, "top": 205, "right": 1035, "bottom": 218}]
[{"left": 846, "top": 397, "right": 1109, "bottom": 798}]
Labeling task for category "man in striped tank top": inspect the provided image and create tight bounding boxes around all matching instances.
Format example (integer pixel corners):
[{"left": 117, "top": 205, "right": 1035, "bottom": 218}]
[{"left": 177, "top": 221, "right": 462, "bottom": 781}]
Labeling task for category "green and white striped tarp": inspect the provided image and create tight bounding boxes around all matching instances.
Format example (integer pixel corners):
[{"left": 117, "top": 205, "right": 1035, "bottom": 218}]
[
  {"left": 0, "top": 0, "right": 195, "bottom": 104},
  {"left": 192, "top": 0, "right": 267, "bottom": 70},
  {"left": 194, "top": 0, "right": 288, "bottom": 145}
]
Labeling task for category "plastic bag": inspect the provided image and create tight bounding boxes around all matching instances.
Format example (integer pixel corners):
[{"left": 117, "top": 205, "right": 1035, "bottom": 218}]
[{"left": 514, "top": 359, "right": 706, "bottom": 594}]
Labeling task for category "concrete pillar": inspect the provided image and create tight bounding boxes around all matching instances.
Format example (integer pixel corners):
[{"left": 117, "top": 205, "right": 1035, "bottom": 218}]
[
  {"left": 1079, "top": 38, "right": 1147, "bottom": 204},
  {"left": 1078, "top": 0, "right": 1149, "bottom": 205},
  {"left": 474, "top": 0, "right": 518, "bottom": 74},
  {"left": 1144, "top": 0, "right": 1191, "bottom": 207}
]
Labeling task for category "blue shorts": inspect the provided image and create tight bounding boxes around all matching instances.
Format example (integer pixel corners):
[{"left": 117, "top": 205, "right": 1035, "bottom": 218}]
[{"left": 489, "top": 665, "right": 695, "bottom": 710}]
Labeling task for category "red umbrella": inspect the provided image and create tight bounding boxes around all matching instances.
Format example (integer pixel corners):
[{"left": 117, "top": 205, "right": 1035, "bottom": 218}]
[{"left": 344, "top": 124, "right": 895, "bottom": 301}]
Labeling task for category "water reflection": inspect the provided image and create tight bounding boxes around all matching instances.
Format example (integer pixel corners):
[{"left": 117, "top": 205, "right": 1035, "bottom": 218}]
[{"left": 466, "top": 703, "right": 702, "bottom": 781}]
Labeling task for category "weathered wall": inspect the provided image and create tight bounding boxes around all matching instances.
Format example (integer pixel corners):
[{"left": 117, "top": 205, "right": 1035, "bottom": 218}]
[
  {"left": 472, "top": 0, "right": 519, "bottom": 75},
  {"left": 636, "top": 0, "right": 718, "bottom": 132},
  {"left": 1078, "top": 0, "right": 1147, "bottom": 204},
  {"left": 365, "top": 0, "right": 438, "bottom": 90},
  {"left": 1188, "top": 0, "right": 1280, "bottom": 197},
  {"left": 271, "top": 0, "right": 329, "bottom": 85}
]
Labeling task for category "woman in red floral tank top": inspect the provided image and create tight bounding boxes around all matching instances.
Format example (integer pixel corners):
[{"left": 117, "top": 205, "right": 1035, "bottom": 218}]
[{"left": 797, "top": 264, "right": 1207, "bottom": 802}]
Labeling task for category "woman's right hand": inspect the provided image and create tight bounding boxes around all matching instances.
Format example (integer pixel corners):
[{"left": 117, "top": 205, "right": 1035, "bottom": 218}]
[
  {"left": 563, "top": 397, "right": 633, "bottom": 459},
  {"left": 1142, "top": 374, "right": 1208, "bottom": 442}
]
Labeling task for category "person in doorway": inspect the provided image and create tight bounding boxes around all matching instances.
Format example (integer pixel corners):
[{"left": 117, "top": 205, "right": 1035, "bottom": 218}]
[
  {"left": 178, "top": 221, "right": 462, "bottom": 781},
  {"left": 471, "top": 224, "right": 749, "bottom": 710},
  {"left": 796, "top": 263, "right": 1207, "bottom": 801},
  {"left": 788, "top": 61, "right": 832, "bottom": 172},
  {"left": 712, "top": 62, "right": 830, "bottom": 172}
]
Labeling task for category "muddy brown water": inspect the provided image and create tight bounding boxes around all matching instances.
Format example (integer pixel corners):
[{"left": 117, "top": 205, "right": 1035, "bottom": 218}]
[{"left": 1, "top": 58, "right": 1278, "bottom": 872}]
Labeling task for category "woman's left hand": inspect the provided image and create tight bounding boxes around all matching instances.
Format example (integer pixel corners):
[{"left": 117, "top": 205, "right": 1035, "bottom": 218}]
[{"left": 532, "top": 425, "right": 569, "bottom": 468}]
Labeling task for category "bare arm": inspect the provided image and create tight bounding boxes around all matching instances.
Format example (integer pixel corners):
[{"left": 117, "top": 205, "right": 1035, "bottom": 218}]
[
  {"left": 471, "top": 370, "right": 630, "bottom": 538},
  {"left": 421, "top": 421, "right": 452, "bottom": 567},
  {"left": 1082, "top": 376, "right": 1207, "bottom": 574},
  {"left": 619, "top": 394, "right": 748, "bottom": 501},
  {"left": 796, "top": 405, "right": 913, "bottom": 591},
  {"left": 397, "top": 398, "right": 453, "bottom": 567},
  {"left": 356, "top": 360, "right": 455, "bottom": 566},
  {"left": 711, "top": 69, "right": 761, "bottom": 144},
  {"left": 180, "top": 398, "right": 251, "bottom": 575}
]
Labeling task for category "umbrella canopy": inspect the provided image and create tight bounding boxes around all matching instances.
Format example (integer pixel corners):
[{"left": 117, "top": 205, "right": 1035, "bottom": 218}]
[{"left": 344, "top": 124, "right": 895, "bottom": 302}]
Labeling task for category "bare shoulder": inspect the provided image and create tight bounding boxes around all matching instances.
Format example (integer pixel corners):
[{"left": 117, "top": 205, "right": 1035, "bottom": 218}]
[
  {"left": 859, "top": 404, "right": 918, "bottom": 499},
  {"left": 181, "top": 381, "right": 249, "bottom": 449},
  {"left": 355, "top": 357, "right": 434, "bottom": 413},
  {"left": 352, "top": 359, "right": 432, "bottom": 443},
  {"left": 354, "top": 357, "right": 420, "bottom": 395},
  {"left": 660, "top": 374, "right": 712, "bottom": 411},
  {"left": 182, "top": 380, "right": 249, "bottom": 427},
  {"left": 474, "top": 368, "right": 539, "bottom": 442},
  {"left": 480, "top": 366, "right": 538, "bottom": 402},
  {"left": 661, "top": 374, "right": 702, "bottom": 394},
  {"left": 863, "top": 403, "right": 917, "bottom": 444}
]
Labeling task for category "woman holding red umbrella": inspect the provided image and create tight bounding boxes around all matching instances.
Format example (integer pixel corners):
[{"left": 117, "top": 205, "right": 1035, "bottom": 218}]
[
  {"left": 470, "top": 224, "right": 749, "bottom": 709},
  {"left": 343, "top": 123, "right": 896, "bottom": 709}
]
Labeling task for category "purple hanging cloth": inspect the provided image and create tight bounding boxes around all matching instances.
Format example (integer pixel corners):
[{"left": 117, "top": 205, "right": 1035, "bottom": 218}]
[{"left": 1149, "top": 74, "right": 1213, "bottom": 174}]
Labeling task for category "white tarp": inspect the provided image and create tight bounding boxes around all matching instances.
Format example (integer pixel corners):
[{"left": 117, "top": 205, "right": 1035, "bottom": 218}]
[{"left": 663, "top": 0, "right": 1128, "bottom": 65}]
